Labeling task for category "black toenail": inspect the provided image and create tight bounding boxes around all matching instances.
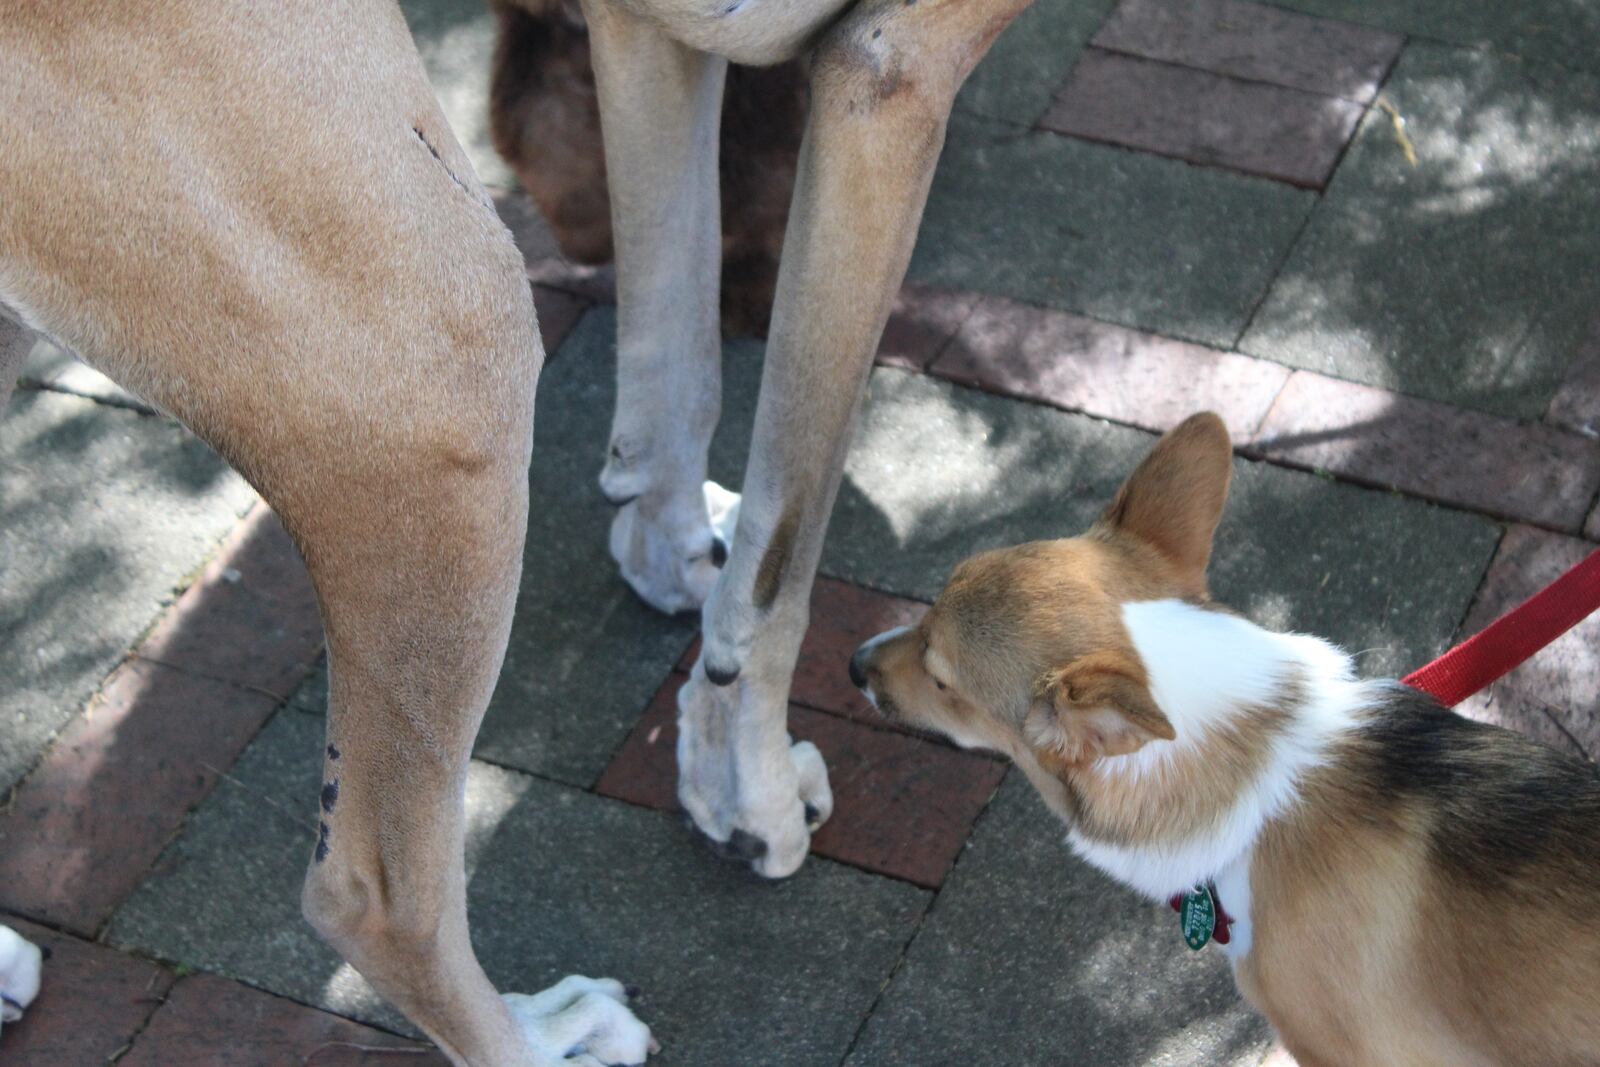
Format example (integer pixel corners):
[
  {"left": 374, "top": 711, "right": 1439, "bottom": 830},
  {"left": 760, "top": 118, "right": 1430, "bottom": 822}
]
[
  {"left": 705, "top": 662, "right": 740, "bottom": 686},
  {"left": 38, "top": 945, "right": 52, "bottom": 960},
  {"left": 804, "top": 802, "right": 821, "bottom": 826},
  {"left": 710, "top": 537, "right": 729, "bottom": 568},
  {"left": 603, "top": 490, "right": 641, "bottom": 508},
  {"left": 625, "top": 984, "right": 642, "bottom": 999},
  {"left": 727, "top": 828, "right": 768, "bottom": 861}
]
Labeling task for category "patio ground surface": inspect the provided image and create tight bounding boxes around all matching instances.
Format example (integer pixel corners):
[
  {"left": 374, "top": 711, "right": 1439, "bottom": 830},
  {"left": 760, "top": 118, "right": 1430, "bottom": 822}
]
[{"left": 3, "top": 0, "right": 1598, "bottom": 1063}]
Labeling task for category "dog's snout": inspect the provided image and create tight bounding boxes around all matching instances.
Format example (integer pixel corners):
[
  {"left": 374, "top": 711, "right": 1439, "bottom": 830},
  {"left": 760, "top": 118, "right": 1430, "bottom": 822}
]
[{"left": 848, "top": 646, "right": 869, "bottom": 690}]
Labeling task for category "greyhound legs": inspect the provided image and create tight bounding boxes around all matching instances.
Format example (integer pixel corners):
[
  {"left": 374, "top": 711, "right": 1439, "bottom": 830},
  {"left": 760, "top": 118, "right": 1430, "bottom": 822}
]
[
  {"left": 0, "top": 3, "right": 648, "bottom": 1063},
  {"left": 590, "top": 0, "right": 1035, "bottom": 875}
]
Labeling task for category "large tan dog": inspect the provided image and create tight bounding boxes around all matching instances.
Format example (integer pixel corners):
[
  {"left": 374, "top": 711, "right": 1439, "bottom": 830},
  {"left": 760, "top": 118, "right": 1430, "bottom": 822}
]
[
  {"left": 1, "top": 0, "right": 1035, "bottom": 1063},
  {"left": 850, "top": 414, "right": 1600, "bottom": 1067}
]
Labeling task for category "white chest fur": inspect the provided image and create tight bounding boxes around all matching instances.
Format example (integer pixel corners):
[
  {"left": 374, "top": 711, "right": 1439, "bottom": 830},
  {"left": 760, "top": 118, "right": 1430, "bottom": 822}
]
[{"left": 1065, "top": 600, "right": 1373, "bottom": 958}]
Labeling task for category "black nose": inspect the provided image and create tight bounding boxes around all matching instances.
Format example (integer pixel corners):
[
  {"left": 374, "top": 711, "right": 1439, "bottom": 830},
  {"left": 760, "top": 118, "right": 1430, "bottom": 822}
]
[{"left": 848, "top": 647, "right": 869, "bottom": 690}]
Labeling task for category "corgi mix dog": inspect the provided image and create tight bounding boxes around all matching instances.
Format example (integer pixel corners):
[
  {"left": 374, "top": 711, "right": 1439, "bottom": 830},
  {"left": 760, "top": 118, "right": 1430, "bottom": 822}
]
[{"left": 849, "top": 412, "right": 1600, "bottom": 1067}]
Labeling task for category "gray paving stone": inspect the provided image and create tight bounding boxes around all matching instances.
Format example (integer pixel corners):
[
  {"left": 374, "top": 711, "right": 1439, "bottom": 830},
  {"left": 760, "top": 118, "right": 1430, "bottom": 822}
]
[
  {"left": 956, "top": 0, "right": 1117, "bottom": 125},
  {"left": 0, "top": 389, "right": 255, "bottom": 792},
  {"left": 1264, "top": 0, "right": 1600, "bottom": 81},
  {"left": 473, "top": 309, "right": 700, "bottom": 784},
  {"left": 111, "top": 709, "right": 930, "bottom": 1065},
  {"left": 823, "top": 368, "right": 1498, "bottom": 679},
  {"left": 1240, "top": 44, "right": 1600, "bottom": 419},
  {"left": 399, "top": 0, "right": 516, "bottom": 189},
  {"left": 845, "top": 773, "right": 1272, "bottom": 1067},
  {"left": 20, "top": 338, "right": 155, "bottom": 413},
  {"left": 911, "top": 114, "right": 1316, "bottom": 347}
]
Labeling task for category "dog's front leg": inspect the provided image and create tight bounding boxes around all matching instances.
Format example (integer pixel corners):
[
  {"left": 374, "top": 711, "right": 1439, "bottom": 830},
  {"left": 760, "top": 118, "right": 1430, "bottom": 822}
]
[
  {"left": 678, "top": 0, "right": 1039, "bottom": 877},
  {"left": 583, "top": 2, "right": 732, "bottom": 616}
]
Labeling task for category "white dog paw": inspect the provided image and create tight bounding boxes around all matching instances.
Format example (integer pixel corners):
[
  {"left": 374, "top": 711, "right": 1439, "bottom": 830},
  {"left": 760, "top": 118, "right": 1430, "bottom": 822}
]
[
  {"left": 607, "top": 481, "right": 739, "bottom": 617},
  {"left": 0, "top": 925, "right": 43, "bottom": 1036},
  {"left": 676, "top": 672, "right": 834, "bottom": 879},
  {"left": 504, "top": 977, "right": 656, "bottom": 1066}
]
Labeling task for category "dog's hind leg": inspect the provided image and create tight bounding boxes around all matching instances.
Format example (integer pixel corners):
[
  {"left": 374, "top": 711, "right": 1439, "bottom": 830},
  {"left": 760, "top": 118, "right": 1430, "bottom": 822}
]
[
  {"left": 0, "top": 3, "right": 649, "bottom": 1062},
  {"left": 582, "top": 1, "right": 733, "bottom": 616},
  {"left": 674, "top": 0, "right": 1038, "bottom": 876}
]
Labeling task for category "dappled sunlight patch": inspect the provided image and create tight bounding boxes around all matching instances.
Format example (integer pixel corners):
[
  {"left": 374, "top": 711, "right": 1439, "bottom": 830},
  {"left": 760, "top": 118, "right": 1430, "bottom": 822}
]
[
  {"left": 844, "top": 380, "right": 1032, "bottom": 546},
  {"left": 463, "top": 759, "right": 537, "bottom": 879},
  {"left": 318, "top": 961, "right": 392, "bottom": 1031}
]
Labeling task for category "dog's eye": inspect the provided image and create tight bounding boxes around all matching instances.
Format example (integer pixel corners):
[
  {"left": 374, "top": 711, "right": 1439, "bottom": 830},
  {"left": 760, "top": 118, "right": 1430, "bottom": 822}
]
[{"left": 933, "top": 678, "right": 947, "bottom": 691}]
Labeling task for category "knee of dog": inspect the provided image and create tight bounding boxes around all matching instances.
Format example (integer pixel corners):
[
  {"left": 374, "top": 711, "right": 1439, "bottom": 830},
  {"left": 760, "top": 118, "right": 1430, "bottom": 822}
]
[{"left": 302, "top": 861, "right": 444, "bottom": 965}]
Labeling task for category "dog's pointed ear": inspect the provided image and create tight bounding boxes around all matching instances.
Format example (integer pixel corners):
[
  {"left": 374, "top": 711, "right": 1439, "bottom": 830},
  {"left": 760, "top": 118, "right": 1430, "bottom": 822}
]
[
  {"left": 1099, "top": 412, "right": 1232, "bottom": 591},
  {"left": 1026, "top": 650, "right": 1174, "bottom": 769}
]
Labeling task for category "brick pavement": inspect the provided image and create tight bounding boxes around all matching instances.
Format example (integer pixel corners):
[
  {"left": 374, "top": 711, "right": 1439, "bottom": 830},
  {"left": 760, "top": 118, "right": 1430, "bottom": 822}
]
[{"left": 3, "top": 0, "right": 1597, "bottom": 1063}]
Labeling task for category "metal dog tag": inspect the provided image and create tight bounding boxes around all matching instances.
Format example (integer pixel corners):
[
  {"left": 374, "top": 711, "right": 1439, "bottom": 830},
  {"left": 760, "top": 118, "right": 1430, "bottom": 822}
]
[{"left": 1178, "top": 885, "right": 1216, "bottom": 951}]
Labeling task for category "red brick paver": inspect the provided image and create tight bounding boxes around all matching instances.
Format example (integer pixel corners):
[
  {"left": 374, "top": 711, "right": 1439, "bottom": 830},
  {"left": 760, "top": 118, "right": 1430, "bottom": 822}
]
[
  {"left": 0, "top": 917, "right": 174, "bottom": 1066},
  {"left": 1251, "top": 372, "right": 1600, "bottom": 533},
  {"left": 1042, "top": 50, "right": 1363, "bottom": 188},
  {"left": 878, "top": 285, "right": 981, "bottom": 371},
  {"left": 0, "top": 505, "right": 322, "bottom": 933},
  {"left": 596, "top": 673, "right": 1007, "bottom": 889},
  {"left": 931, "top": 294, "right": 1289, "bottom": 441},
  {"left": 119, "top": 974, "right": 446, "bottom": 1067},
  {"left": 1454, "top": 526, "right": 1599, "bottom": 761},
  {"left": 679, "top": 576, "right": 928, "bottom": 726},
  {"left": 1091, "top": 0, "right": 1403, "bottom": 103},
  {"left": 138, "top": 505, "right": 323, "bottom": 701},
  {"left": 0, "top": 660, "right": 280, "bottom": 933}
]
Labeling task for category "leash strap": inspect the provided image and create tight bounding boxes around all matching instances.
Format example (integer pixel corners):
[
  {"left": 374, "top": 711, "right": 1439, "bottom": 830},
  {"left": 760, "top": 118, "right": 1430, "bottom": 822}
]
[{"left": 1403, "top": 546, "right": 1600, "bottom": 707}]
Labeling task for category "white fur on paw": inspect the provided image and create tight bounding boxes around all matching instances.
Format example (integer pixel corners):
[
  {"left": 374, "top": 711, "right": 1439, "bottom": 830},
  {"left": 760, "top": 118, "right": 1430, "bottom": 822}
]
[
  {"left": 504, "top": 978, "right": 654, "bottom": 1066},
  {"left": 703, "top": 481, "right": 740, "bottom": 548},
  {"left": 791, "top": 739, "right": 833, "bottom": 830},
  {"left": 609, "top": 484, "right": 732, "bottom": 616},
  {"left": 0, "top": 925, "right": 43, "bottom": 1035}
]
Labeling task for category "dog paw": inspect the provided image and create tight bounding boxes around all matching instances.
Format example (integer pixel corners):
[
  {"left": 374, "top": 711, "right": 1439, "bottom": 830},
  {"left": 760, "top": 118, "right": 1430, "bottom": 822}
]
[
  {"left": 608, "top": 481, "right": 738, "bottom": 616},
  {"left": 0, "top": 925, "right": 42, "bottom": 1034},
  {"left": 504, "top": 977, "right": 657, "bottom": 1066},
  {"left": 676, "top": 676, "right": 833, "bottom": 879}
]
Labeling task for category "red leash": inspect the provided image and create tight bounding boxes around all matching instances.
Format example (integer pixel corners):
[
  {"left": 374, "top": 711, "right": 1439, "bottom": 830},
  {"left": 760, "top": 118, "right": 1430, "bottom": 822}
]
[{"left": 1403, "top": 546, "right": 1600, "bottom": 707}]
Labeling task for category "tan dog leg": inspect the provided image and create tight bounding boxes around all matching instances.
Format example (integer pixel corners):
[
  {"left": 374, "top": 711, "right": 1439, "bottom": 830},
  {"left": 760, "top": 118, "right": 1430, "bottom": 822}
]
[
  {"left": 669, "top": 0, "right": 1034, "bottom": 875},
  {"left": 1, "top": 3, "right": 648, "bottom": 1063}
]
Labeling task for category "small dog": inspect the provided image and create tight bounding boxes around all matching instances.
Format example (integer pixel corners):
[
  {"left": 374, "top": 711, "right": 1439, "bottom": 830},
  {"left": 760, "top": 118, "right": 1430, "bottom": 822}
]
[{"left": 849, "top": 412, "right": 1600, "bottom": 1067}]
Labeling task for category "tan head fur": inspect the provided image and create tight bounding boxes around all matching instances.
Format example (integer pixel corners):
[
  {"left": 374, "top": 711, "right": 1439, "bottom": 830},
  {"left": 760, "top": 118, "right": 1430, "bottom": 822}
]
[{"left": 850, "top": 412, "right": 1233, "bottom": 779}]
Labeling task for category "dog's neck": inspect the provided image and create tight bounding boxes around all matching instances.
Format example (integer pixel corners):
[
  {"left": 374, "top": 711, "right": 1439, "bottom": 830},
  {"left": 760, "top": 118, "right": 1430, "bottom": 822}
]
[{"left": 1042, "top": 599, "right": 1373, "bottom": 904}]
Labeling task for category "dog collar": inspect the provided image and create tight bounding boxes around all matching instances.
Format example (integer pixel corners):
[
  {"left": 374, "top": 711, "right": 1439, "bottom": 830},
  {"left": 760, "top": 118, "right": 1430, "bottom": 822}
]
[{"left": 1168, "top": 882, "right": 1232, "bottom": 950}]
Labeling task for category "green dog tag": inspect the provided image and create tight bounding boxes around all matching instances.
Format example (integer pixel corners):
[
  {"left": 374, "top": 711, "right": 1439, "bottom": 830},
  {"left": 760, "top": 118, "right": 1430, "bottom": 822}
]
[{"left": 1179, "top": 885, "right": 1216, "bottom": 951}]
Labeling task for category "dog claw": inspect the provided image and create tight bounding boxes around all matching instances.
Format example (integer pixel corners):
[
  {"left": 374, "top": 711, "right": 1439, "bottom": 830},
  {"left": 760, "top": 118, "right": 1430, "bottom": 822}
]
[{"left": 704, "top": 661, "right": 740, "bottom": 686}]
